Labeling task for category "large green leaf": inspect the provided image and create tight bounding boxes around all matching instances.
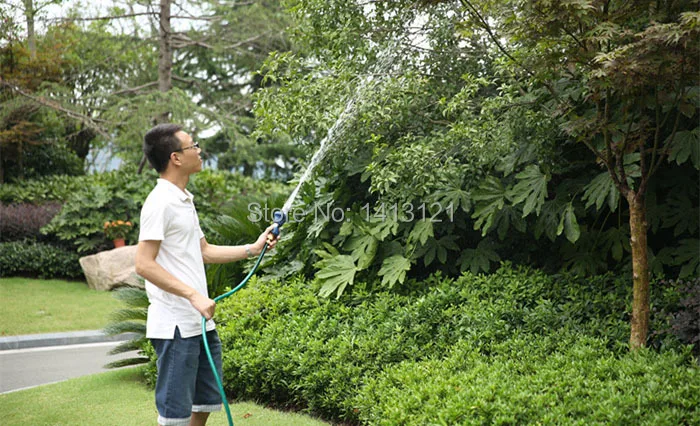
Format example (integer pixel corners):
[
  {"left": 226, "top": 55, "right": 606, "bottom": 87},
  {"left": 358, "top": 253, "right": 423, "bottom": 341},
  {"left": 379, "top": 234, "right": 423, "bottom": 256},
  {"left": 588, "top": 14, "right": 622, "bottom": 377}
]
[
  {"left": 667, "top": 127, "right": 700, "bottom": 169},
  {"left": 534, "top": 200, "right": 567, "bottom": 241},
  {"left": 673, "top": 239, "right": 700, "bottom": 278},
  {"left": 472, "top": 176, "right": 507, "bottom": 235},
  {"left": 558, "top": 203, "right": 581, "bottom": 243},
  {"left": 508, "top": 165, "right": 550, "bottom": 217},
  {"left": 661, "top": 188, "right": 700, "bottom": 236},
  {"left": 582, "top": 171, "right": 619, "bottom": 212},
  {"left": 346, "top": 234, "right": 379, "bottom": 270},
  {"left": 494, "top": 205, "right": 527, "bottom": 240},
  {"left": 457, "top": 240, "right": 500, "bottom": 274},
  {"left": 315, "top": 254, "right": 358, "bottom": 298},
  {"left": 419, "top": 235, "right": 460, "bottom": 266},
  {"left": 601, "top": 226, "right": 630, "bottom": 261},
  {"left": 378, "top": 254, "right": 412, "bottom": 288},
  {"left": 369, "top": 216, "right": 400, "bottom": 241},
  {"left": 408, "top": 219, "right": 434, "bottom": 246},
  {"left": 431, "top": 185, "right": 471, "bottom": 213}
]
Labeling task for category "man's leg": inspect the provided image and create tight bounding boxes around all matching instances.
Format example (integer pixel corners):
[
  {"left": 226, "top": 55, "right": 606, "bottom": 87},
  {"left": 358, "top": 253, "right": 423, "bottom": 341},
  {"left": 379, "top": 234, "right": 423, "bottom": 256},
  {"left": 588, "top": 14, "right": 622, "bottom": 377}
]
[
  {"left": 151, "top": 328, "right": 199, "bottom": 426},
  {"left": 191, "top": 329, "right": 224, "bottom": 425},
  {"left": 189, "top": 412, "right": 210, "bottom": 426}
]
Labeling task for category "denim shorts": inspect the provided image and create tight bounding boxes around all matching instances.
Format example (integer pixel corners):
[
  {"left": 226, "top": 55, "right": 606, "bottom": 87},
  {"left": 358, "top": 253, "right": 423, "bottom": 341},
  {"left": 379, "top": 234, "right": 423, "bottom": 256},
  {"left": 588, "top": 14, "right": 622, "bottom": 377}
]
[{"left": 150, "top": 327, "right": 223, "bottom": 426}]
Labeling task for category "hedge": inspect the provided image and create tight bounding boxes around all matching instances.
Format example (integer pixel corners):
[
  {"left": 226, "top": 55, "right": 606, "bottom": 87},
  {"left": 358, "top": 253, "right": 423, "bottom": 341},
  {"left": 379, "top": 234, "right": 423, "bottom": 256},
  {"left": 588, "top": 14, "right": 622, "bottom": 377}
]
[
  {"left": 158, "top": 265, "right": 698, "bottom": 424},
  {"left": 0, "top": 240, "right": 83, "bottom": 279}
]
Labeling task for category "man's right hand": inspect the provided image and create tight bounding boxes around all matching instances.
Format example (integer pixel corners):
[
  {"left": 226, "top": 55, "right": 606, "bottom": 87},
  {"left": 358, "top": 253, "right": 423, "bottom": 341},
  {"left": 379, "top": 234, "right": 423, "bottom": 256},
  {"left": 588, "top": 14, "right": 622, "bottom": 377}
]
[{"left": 189, "top": 292, "right": 216, "bottom": 320}]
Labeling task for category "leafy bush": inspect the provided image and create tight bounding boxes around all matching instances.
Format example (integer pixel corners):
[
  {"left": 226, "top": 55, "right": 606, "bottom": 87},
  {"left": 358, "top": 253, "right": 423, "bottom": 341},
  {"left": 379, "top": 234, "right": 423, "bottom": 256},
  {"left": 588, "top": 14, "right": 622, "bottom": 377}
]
[
  {"left": 2, "top": 142, "right": 84, "bottom": 184},
  {"left": 203, "top": 192, "right": 287, "bottom": 297},
  {"left": 353, "top": 335, "right": 699, "bottom": 425},
  {"left": 34, "top": 167, "right": 284, "bottom": 254},
  {"left": 0, "top": 174, "right": 86, "bottom": 204},
  {"left": 41, "top": 168, "right": 155, "bottom": 253},
  {"left": 200, "top": 266, "right": 694, "bottom": 423},
  {"left": 0, "top": 240, "right": 82, "bottom": 279},
  {"left": 190, "top": 168, "right": 287, "bottom": 237},
  {"left": 0, "top": 202, "right": 62, "bottom": 242},
  {"left": 253, "top": 0, "right": 699, "bottom": 294}
]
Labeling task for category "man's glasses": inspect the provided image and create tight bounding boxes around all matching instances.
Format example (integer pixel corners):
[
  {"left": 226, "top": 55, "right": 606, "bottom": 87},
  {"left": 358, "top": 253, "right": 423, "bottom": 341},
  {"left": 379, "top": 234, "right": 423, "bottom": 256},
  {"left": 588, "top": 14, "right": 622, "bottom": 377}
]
[{"left": 173, "top": 142, "right": 200, "bottom": 152}]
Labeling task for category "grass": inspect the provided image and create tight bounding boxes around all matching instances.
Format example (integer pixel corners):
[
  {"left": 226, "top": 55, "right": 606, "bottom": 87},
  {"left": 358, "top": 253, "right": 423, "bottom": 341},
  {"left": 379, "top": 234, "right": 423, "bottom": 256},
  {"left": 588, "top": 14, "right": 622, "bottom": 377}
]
[
  {"left": 0, "top": 367, "right": 329, "bottom": 426},
  {"left": 0, "top": 278, "right": 123, "bottom": 336}
]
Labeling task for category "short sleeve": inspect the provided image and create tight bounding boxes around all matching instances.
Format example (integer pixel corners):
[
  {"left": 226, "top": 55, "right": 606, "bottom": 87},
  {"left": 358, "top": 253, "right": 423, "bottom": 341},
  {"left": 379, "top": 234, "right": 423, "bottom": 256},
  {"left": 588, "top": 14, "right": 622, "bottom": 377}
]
[
  {"left": 194, "top": 207, "right": 205, "bottom": 239},
  {"left": 139, "top": 195, "right": 168, "bottom": 241}
]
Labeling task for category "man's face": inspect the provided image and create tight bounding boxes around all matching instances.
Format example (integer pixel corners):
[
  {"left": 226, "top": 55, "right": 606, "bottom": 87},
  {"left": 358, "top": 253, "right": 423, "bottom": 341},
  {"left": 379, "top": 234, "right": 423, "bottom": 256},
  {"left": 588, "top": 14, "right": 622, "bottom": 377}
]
[{"left": 174, "top": 131, "right": 203, "bottom": 174}]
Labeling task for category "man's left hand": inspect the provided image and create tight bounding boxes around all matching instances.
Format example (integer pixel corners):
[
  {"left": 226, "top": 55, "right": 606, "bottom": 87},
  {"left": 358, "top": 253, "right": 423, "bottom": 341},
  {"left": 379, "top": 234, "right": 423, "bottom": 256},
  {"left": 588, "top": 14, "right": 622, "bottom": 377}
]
[{"left": 252, "top": 224, "right": 280, "bottom": 254}]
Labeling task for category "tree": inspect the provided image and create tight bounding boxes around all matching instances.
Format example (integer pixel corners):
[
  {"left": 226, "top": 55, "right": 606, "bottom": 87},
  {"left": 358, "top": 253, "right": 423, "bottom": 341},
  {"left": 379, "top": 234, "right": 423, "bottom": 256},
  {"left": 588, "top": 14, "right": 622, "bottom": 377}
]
[
  {"left": 2, "top": 0, "right": 298, "bottom": 176},
  {"left": 449, "top": 0, "right": 699, "bottom": 349},
  {"left": 0, "top": 3, "right": 87, "bottom": 182}
]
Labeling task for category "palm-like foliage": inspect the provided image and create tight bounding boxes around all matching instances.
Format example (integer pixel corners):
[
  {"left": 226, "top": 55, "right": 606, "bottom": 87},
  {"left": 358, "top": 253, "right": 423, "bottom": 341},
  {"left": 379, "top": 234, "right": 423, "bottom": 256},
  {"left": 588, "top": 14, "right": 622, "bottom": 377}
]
[
  {"left": 103, "top": 286, "right": 150, "bottom": 369},
  {"left": 204, "top": 193, "right": 286, "bottom": 297}
]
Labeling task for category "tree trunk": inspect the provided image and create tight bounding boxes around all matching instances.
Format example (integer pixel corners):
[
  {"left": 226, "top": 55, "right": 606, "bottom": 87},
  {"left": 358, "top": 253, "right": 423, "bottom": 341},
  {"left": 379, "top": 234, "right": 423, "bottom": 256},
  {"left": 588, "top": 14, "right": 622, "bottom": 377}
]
[
  {"left": 157, "top": 0, "right": 173, "bottom": 124},
  {"left": 138, "top": 0, "right": 173, "bottom": 174},
  {"left": 627, "top": 192, "right": 650, "bottom": 350},
  {"left": 136, "top": 0, "right": 173, "bottom": 175},
  {"left": 23, "top": 0, "right": 36, "bottom": 60}
]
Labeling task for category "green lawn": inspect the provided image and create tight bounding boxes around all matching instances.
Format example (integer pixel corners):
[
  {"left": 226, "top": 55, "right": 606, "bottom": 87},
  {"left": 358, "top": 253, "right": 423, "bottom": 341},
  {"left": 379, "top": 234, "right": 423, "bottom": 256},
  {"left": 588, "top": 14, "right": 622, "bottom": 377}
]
[
  {"left": 0, "top": 367, "right": 329, "bottom": 426},
  {"left": 0, "top": 278, "right": 123, "bottom": 336}
]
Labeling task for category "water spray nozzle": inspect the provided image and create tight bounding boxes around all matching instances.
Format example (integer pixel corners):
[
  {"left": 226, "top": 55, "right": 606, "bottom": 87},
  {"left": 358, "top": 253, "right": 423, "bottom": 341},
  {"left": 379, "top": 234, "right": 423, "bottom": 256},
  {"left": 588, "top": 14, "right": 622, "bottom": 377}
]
[{"left": 270, "top": 210, "right": 287, "bottom": 238}]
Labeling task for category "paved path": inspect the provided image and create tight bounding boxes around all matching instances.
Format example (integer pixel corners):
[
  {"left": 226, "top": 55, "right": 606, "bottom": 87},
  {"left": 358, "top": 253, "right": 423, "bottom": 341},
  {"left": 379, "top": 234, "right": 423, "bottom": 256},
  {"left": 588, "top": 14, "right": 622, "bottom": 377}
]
[{"left": 0, "top": 332, "right": 139, "bottom": 394}]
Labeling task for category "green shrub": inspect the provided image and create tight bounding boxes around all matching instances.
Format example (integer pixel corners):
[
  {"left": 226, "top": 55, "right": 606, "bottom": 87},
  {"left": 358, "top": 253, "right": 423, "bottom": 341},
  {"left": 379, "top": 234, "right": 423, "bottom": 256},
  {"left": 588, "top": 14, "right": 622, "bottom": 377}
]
[
  {"left": 0, "top": 174, "right": 87, "bottom": 204},
  {"left": 33, "top": 167, "right": 283, "bottom": 254},
  {"left": 207, "top": 266, "right": 694, "bottom": 423},
  {"left": 0, "top": 240, "right": 82, "bottom": 279},
  {"left": 2, "top": 142, "right": 84, "bottom": 184},
  {"left": 41, "top": 168, "right": 155, "bottom": 253},
  {"left": 203, "top": 192, "right": 287, "bottom": 297},
  {"left": 353, "top": 334, "right": 699, "bottom": 425}
]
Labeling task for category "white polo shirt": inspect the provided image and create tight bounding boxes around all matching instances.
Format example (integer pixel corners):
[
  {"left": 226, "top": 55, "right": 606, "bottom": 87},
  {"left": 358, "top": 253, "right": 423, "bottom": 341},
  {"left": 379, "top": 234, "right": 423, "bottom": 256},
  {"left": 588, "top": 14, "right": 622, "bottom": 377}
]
[{"left": 139, "top": 178, "right": 215, "bottom": 339}]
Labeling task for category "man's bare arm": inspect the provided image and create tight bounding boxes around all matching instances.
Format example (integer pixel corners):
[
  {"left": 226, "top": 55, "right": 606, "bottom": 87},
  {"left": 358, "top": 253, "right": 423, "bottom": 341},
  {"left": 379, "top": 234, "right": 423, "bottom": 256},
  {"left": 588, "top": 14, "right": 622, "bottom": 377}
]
[
  {"left": 135, "top": 240, "right": 216, "bottom": 319},
  {"left": 200, "top": 224, "right": 280, "bottom": 264}
]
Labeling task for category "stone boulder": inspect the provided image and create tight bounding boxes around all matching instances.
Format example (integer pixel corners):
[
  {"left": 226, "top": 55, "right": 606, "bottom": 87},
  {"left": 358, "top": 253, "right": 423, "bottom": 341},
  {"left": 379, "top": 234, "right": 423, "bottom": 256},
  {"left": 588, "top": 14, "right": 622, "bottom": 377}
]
[{"left": 79, "top": 245, "right": 143, "bottom": 291}]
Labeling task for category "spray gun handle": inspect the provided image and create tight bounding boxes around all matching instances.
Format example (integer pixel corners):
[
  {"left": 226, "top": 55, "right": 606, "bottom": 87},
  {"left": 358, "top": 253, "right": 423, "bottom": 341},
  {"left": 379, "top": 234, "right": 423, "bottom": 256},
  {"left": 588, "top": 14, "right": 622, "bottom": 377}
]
[{"left": 268, "top": 210, "right": 287, "bottom": 241}]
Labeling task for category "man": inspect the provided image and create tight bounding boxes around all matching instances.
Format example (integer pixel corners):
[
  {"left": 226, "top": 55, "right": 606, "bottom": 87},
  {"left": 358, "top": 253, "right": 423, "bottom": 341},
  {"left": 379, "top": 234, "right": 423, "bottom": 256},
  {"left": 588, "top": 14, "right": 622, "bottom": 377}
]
[{"left": 135, "top": 123, "right": 278, "bottom": 426}]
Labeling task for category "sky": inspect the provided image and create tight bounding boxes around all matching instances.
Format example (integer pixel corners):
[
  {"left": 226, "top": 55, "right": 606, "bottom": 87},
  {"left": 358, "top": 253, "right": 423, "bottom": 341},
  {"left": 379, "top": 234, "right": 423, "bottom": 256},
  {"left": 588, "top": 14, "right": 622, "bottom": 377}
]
[{"left": 2, "top": 0, "right": 201, "bottom": 40}]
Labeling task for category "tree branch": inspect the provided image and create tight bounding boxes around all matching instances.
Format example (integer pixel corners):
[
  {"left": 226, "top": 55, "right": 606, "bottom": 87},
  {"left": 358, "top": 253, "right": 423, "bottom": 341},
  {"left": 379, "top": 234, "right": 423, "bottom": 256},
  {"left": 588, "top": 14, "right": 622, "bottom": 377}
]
[
  {"left": 171, "top": 30, "right": 274, "bottom": 52},
  {"left": 111, "top": 81, "right": 159, "bottom": 96},
  {"left": 532, "top": 4, "right": 587, "bottom": 52},
  {"left": 1, "top": 79, "right": 111, "bottom": 140},
  {"left": 458, "top": 0, "right": 561, "bottom": 102},
  {"left": 647, "top": 56, "right": 688, "bottom": 186},
  {"left": 48, "top": 12, "right": 157, "bottom": 23},
  {"left": 600, "top": 92, "right": 626, "bottom": 194}
]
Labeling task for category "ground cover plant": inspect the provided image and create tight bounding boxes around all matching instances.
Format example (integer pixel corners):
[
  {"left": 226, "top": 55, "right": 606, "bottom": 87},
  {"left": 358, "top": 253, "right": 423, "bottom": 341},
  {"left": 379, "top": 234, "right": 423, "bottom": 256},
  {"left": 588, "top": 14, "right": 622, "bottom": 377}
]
[{"left": 183, "top": 266, "right": 700, "bottom": 425}]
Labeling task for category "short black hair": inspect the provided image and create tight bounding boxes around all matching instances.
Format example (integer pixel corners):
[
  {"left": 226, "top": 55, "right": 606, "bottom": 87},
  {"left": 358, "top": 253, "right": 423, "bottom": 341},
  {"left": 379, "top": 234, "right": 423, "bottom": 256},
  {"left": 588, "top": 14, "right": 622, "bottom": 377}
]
[{"left": 143, "top": 123, "right": 183, "bottom": 173}]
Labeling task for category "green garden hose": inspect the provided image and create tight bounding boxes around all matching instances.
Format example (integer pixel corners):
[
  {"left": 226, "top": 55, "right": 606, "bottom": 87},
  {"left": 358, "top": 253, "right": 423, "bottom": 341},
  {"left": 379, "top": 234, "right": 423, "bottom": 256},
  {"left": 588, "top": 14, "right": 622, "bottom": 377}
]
[{"left": 201, "top": 243, "right": 269, "bottom": 426}]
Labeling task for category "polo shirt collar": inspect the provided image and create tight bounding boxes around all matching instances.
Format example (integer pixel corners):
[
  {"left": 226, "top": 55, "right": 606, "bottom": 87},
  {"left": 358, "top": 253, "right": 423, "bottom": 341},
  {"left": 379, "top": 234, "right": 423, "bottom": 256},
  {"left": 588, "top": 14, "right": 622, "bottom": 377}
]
[{"left": 157, "top": 178, "right": 195, "bottom": 202}]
